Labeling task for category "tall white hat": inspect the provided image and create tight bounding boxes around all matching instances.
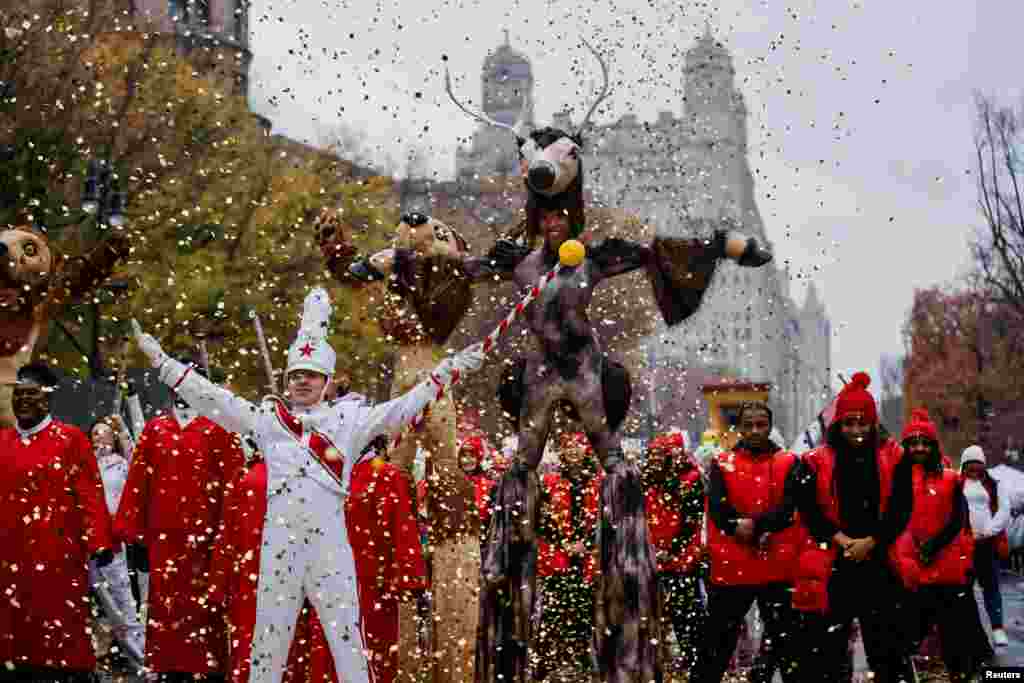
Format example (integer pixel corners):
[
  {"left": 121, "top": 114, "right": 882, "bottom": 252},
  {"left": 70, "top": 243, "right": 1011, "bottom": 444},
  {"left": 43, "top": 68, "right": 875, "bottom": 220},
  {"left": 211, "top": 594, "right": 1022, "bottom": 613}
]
[{"left": 286, "top": 287, "right": 336, "bottom": 377}]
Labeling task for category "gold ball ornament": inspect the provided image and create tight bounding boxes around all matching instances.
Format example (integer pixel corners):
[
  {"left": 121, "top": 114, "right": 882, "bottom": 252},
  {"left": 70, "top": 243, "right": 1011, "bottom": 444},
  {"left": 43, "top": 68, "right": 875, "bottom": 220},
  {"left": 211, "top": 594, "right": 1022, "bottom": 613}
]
[
  {"left": 558, "top": 239, "right": 586, "bottom": 267},
  {"left": 325, "top": 447, "right": 341, "bottom": 462}
]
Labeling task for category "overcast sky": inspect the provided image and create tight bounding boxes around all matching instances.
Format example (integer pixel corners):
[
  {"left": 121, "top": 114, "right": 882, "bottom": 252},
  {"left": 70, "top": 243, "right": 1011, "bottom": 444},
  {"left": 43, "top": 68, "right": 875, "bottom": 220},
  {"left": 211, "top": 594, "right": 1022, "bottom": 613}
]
[{"left": 246, "top": 0, "right": 1024, "bottom": 398}]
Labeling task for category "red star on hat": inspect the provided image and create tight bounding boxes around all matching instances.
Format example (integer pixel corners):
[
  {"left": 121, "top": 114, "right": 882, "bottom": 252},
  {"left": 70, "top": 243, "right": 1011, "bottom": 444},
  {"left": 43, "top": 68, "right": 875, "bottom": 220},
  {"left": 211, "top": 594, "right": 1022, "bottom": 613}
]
[{"left": 299, "top": 342, "right": 315, "bottom": 357}]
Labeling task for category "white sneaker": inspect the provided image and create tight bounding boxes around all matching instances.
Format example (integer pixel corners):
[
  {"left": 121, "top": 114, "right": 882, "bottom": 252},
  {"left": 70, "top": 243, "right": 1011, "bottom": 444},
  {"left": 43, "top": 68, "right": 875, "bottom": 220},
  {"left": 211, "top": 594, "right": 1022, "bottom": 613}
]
[{"left": 993, "top": 628, "right": 1010, "bottom": 647}]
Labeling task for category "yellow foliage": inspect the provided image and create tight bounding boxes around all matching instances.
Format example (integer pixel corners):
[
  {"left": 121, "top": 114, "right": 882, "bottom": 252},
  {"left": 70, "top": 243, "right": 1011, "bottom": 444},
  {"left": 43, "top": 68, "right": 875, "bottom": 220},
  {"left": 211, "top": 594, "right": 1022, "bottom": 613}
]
[{"left": 6, "top": 2, "right": 400, "bottom": 399}]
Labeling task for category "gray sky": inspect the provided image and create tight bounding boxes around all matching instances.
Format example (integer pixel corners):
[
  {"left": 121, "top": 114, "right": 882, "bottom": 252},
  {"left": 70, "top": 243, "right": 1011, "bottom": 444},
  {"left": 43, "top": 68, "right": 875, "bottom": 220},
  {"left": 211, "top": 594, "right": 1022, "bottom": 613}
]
[{"left": 247, "top": 0, "right": 1024, "bottom": 397}]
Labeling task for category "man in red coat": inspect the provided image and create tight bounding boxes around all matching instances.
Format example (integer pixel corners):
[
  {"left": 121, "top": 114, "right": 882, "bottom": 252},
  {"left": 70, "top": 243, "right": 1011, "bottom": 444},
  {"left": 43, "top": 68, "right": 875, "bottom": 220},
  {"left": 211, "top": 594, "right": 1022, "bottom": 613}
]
[
  {"left": 114, "top": 362, "right": 245, "bottom": 682},
  {"left": 0, "top": 363, "right": 115, "bottom": 683},
  {"left": 693, "top": 402, "right": 805, "bottom": 683},
  {"left": 793, "top": 372, "right": 916, "bottom": 683},
  {"left": 345, "top": 447, "right": 429, "bottom": 683},
  {"left": 209, "top": 459, "right": 338, "bottom": 683}
]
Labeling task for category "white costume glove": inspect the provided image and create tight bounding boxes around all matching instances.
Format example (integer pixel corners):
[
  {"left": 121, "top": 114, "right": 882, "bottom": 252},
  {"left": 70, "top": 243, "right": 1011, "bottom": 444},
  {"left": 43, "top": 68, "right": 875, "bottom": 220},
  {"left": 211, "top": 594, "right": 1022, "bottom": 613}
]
[
  {"left": 431, "top": 342, "right": 485, "bottom": 387},
  {"left": 131, "top": 319, "right": 169, "bottom": 369}
]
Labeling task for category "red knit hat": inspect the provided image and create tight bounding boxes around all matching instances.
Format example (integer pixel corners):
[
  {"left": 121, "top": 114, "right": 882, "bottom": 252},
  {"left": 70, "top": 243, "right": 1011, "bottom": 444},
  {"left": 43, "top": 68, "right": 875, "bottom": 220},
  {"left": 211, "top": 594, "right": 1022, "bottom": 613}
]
[
  {"left": 833, "top": 372, "right": 878, "bottom": 425},
  {"left": 901, "top": 408, "right": 938, "bottom": 443}
]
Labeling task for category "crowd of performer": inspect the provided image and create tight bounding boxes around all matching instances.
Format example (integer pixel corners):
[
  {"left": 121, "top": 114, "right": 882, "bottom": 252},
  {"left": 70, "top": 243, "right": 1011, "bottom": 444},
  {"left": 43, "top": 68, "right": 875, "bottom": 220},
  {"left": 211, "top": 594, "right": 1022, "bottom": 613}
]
[{"left": 0, "top": 340, "right": 1015, "bottom": 683}]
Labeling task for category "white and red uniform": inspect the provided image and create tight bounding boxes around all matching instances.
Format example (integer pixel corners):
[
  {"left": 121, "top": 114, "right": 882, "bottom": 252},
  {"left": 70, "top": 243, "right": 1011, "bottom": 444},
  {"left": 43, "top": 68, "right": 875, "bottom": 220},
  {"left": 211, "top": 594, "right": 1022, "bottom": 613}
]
[
  {"left": 0, "top": 417, "right": 114, "bottom": 671},
  {"left": 345, "top": 458, "right": 428, "bottom": 683},
  {"left": 210, "top": 461, "right": 338, "bottom": 683},
  {"left": 159, "top": 360, "right": 442, "bottom": 683},
  {"left": 113, "top": 407, "right": 245, "bottom": 674}
]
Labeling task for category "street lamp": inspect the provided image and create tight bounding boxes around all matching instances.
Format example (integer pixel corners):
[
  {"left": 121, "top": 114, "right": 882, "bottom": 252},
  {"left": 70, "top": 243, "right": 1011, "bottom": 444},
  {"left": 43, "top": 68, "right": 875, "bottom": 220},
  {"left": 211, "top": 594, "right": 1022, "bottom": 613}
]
[{"left": 80, "top": 158, "right": 128, "bottom": 378}]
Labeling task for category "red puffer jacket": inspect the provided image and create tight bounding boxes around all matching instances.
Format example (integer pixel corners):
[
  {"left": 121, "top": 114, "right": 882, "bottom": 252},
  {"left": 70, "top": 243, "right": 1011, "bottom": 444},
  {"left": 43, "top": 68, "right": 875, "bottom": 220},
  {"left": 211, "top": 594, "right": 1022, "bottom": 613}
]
[
  {"left": 897, "top": 466, "right": 974, "bottom": 586},
  {"left": 706, "top": 449, "right": 806, "bottom": 586},
  {"left": 792, "top": 440, "right": 915, "bottom": 614}
]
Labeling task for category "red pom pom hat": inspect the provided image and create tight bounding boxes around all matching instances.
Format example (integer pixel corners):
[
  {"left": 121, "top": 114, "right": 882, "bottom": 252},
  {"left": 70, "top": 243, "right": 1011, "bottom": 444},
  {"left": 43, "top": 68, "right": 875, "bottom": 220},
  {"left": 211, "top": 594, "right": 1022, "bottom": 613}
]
[
  {"left": 832, "top": 371, "right": 878, "bottom": 425},
  {"left": 901, "top": 408, "right": 938, "bottom": 443}
]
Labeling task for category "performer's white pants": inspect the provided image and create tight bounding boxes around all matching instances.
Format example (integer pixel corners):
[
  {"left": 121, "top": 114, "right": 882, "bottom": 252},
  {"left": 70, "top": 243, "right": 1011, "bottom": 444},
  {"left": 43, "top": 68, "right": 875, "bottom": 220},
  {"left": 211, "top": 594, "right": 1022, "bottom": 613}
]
[
  {"left": 89, "top": 545, "right": 146, "bottom": 666},
  {"left": 248, "top": 482, "right": 370, "bottom": 683}
]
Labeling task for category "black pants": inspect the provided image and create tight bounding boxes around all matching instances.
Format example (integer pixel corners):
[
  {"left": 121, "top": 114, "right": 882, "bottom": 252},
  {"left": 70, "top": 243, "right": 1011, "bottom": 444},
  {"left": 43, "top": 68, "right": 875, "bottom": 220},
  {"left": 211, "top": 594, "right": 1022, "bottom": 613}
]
[
  {"left": 660, "top": 571, "right": 705, "bottom": 669},
  {"left": 911, "top": 584, "right": 993, "bottom": 678},
  {"left": 125, "top": 542, "right": 148, "bottom": 604},
  {"left": 691, "top": 582, "right": 801, "bottom": 683},
  {"left": 804, "top": 558, "right": 916, "bottom": 683},
  {"left": 531, "top": 572, "right": 594, "bottom": 681}
]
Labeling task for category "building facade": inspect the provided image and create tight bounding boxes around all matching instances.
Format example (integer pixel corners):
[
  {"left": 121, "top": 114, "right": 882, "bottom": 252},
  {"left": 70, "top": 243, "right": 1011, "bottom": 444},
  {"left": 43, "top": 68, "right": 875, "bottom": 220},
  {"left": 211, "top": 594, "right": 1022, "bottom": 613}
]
[{"left": 452, "top": 27, "right": 833, "bottom": 443}]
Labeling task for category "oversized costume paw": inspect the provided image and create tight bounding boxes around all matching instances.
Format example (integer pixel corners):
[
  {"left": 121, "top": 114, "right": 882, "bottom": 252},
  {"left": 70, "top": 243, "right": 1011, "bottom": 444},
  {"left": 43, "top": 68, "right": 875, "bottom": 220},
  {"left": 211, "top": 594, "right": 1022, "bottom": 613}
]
[{"left": 314, "top": 207, "right": 357, "bottom": 279}]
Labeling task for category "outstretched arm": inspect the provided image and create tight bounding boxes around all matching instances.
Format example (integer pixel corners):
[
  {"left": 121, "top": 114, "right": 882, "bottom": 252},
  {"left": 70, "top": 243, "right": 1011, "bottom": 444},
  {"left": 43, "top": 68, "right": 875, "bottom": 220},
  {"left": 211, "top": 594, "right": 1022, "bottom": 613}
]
[
  {"left": 48, "top": 231, "right": 132, "bottom": 309},
  {"left": 349, "top": 343, "right": 486, "bottom": 456},
  {"left": 132, "top": 320, "right": 260, "bottom": 436}
]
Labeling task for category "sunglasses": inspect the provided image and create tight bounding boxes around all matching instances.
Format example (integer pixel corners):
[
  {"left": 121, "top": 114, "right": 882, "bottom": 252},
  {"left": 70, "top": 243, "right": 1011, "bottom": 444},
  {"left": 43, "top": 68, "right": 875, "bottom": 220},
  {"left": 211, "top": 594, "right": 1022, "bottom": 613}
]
[{"left": 903, "top": 437, "right": 932, "bottom": 447}]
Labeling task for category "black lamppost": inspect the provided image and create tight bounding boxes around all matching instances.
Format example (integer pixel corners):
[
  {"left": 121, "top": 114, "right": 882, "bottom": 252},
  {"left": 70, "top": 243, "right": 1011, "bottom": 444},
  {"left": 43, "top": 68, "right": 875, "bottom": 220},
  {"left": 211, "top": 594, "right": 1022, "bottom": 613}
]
[{"left": 81, "top": 158, "right": 126, "bottom": 379}]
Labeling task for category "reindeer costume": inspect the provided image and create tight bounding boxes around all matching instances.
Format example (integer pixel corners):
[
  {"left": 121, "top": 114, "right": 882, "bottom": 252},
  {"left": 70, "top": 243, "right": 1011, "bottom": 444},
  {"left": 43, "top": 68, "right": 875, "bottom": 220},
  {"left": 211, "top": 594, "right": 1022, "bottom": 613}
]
[{"left": 441, "top": 40, "right": 774, "bottom": 683}]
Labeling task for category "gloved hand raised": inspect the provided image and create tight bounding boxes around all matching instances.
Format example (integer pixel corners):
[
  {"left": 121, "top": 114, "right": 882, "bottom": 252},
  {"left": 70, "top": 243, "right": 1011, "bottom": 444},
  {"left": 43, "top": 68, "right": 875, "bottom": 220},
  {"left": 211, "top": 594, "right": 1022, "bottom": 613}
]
[
  {"left": 431, "top": 342, "right": 486, "bottom": 387},
  {"left": 131, "top": 319, "right": 169, "bottom": 369}
]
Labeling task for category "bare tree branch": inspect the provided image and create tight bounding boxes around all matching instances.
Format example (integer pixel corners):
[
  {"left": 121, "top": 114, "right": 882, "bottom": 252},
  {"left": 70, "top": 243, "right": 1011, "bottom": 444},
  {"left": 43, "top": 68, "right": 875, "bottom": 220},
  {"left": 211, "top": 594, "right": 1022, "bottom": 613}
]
[{"left": 971, "top": 92, "right": 1024, "bottom": 316}]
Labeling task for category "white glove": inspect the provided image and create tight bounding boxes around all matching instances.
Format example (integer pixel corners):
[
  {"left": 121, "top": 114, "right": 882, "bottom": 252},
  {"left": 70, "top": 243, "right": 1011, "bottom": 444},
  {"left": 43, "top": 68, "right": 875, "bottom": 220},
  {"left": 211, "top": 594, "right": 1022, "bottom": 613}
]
[
  {"left": 131, "top": 319, "right": 169, "bottom": 369},
  {"left": 431, "top": 342, "right": 486, "bottom": 386}
]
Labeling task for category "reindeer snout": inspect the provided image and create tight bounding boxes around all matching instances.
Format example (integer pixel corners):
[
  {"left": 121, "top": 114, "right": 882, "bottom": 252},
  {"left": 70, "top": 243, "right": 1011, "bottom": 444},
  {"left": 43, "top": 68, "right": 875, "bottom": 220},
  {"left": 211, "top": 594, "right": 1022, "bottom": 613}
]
[{"left": 528, "top": 161, "right": 557, "bottom": 191}]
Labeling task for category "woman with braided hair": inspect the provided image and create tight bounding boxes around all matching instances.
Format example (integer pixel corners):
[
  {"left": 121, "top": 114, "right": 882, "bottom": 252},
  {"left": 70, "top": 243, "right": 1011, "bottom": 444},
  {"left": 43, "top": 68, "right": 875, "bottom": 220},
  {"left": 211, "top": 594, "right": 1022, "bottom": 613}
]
[{"left": 642, "top": 432, "right": 706, "bottom": 671}]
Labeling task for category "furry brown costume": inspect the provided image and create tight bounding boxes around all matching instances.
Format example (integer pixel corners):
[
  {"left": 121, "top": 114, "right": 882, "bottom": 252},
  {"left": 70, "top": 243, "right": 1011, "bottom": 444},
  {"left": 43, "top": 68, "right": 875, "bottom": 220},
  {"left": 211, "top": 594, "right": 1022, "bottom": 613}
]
[
  {"left": 318, "top": 208, "right": 480, "bottom": 683},
  {"left": 0, "top": 223, "right": 130, "bottom": 426}
]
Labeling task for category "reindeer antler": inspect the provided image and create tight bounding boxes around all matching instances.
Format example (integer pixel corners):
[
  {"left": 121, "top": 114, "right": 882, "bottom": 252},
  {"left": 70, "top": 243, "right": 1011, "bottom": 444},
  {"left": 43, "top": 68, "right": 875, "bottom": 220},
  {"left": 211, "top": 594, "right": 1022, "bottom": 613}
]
[
  {"left": 575, "top": 38, "right": 611, "bottom": 137},
  {"left": 444, "top": 64, "right": 529, "bottom": 137}
]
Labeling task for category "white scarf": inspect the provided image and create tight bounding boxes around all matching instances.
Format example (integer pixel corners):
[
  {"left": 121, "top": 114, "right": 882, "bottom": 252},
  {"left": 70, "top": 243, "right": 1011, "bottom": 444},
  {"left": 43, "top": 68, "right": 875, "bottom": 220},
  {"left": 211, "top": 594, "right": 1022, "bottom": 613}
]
[{"left": 16, "top": 415, "right": 52, "bottom": 440}]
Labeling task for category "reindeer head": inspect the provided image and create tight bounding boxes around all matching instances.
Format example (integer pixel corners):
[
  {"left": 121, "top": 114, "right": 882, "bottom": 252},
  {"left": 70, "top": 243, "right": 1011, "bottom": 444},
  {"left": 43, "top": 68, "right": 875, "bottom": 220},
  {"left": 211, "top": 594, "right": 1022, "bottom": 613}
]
[{"left": 446, "top": 38, "right": 609, "bottom": 243}]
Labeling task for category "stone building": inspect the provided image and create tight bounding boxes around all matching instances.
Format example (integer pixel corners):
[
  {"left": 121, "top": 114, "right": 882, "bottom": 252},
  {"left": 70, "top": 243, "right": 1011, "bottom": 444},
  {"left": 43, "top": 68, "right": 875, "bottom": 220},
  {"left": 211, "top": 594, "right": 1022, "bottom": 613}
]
[{"left": 449, "top": 26, "right": 833, "bottom": 443}]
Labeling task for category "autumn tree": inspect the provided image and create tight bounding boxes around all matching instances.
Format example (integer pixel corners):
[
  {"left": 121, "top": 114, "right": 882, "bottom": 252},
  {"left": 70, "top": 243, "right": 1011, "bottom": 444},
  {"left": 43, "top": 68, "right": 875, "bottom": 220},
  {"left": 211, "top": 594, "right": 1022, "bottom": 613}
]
[{"left": 903, "top": 286, "right": 1024, "bottom": 462}]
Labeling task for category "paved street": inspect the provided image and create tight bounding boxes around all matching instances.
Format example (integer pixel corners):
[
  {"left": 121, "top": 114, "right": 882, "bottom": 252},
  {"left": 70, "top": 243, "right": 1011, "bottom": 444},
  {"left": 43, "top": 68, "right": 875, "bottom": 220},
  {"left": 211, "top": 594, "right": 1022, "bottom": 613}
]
[{"left": 92, "top": 569, "right": 1024, "bottom": 682}]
